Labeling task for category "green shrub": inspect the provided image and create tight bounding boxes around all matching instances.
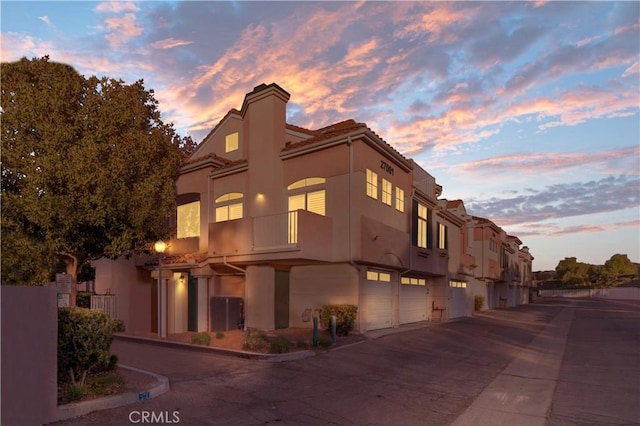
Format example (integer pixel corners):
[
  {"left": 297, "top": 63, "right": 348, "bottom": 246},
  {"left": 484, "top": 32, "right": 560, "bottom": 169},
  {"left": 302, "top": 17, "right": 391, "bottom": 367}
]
[
  {"left": 320, "top": 304, "right": 358, "bottom": 336},
  {"left": 474, "top": 295, "right": 485, "bottom": 311},
  {"left": 318, "top": 335, "right": 333, "bottom": 348},
  {"left": 242, "top": 329, "right": 268, "bottom": 352},
  {"left": 112, "top": 319, "right": 125, "bottom": 333},
  {"left": 191, "top": 332, "right": 211, "bottom": 346},
  {"left": 76, "top": 292, "right": 92, "bottom": 308},
  {"left": 269, "top": 336, "right": 292, "bottom": 354},
  {"left": 215, "top": 331, "right": 225, "bottom": 340},
  {"left": 58, "top": 308, "right": 117, "bottom": 386},
  {"left": 295, "top": 339, "right": 310, "bottom": 349},
  {"left": 65, "top": 384, "right": 89, "bottom": 402}
]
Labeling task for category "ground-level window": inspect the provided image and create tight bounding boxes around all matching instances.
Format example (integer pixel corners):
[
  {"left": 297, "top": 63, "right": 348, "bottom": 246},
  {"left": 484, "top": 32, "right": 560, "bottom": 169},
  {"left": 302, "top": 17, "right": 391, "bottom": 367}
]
[
  {"left": 449, "top": 280, "right": 467, "bottom": 288},
  {"left": 367, "top": 270, "right": 391, "bottom": 282},
  {"left": 401, "top": 277, "right": 426, "bottom": 286},
  {"left": 215, "top": 192, "right": 243, "bottom": 222}
]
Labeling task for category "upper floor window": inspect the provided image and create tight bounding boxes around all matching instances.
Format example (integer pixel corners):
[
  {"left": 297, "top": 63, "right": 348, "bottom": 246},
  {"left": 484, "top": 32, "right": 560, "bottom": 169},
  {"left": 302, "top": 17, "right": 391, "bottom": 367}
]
[
  {"left": 366, "top": 169, "right": 378, "bottom": 199},
  {"left": 417, "top": 203, "right": 428, "bottom": 248},
  {"left": 225, "top": 132, "right": 239, "bottom": 153},
  {"left": 287, "top": 178, "right": 326, "bottom": 216},
  {"left": 215, "top": 192, "right": 243, "bottom": 222},
  {"left": 412, "top": 201, "right": 433, "bottom": 249},
  {"left": 177, "top": 201, "right": 200, "bottom": 238},
  {"left": 382, "top": 179, "right": 392, "bottom": 206},
  {"left": 438, "top": 222, "right": 448, "bottom": 250},
  {"left": 395, "top": 187, "right": 405, "bottom": 212},
  {"left": 450, "top": 280, "right": 467, "bottom": 288}
]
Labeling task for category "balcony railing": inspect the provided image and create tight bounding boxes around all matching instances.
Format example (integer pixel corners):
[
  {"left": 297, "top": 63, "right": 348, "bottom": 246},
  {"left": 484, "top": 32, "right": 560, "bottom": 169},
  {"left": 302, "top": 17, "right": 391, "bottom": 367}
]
[{"left": 254, "top": 211, "right": 299, "bottom": 250}]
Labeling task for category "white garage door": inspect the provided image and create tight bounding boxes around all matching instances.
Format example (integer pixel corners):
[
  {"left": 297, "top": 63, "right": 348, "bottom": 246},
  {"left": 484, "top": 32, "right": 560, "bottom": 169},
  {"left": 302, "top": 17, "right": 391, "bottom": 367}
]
[
  {"left": 365, "top": 281, "right": 392, "bottom": 331},
  {"left": 399, "top": 285, "right": 427, "bottom": 324},
  {"left": 449, "top": 287, "right": 467, "bottom": 319}
]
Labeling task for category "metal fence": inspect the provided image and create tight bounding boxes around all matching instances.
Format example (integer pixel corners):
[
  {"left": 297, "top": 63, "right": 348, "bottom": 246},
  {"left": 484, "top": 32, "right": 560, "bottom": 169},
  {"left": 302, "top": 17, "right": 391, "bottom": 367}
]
[{"left": 90, "top": 294, "right": 117, "bottom": 318}]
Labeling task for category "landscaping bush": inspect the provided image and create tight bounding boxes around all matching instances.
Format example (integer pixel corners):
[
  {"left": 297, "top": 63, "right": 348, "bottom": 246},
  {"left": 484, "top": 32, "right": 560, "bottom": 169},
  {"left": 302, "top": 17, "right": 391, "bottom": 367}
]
[
  {"left": 320, "top": 304, "right": 358, "bottom": 336},
  {"left": 242, "top": 329, "right": 268, "bottom": 352},
  {"left": 215, "top": 331, "right": 224, "bottom": 340},
  {"left": 76, "top": 292, "right": 92, "bottom": 308},
  {"left": 191, "top": 332, "right": 211, "bottom": 346},
  {"left": 474, "top": 295, "right": 485, "bottom": 311},
  {"left": 318, "top": 335, "right": 333, "bottom": 348},
  {"left": 269, "top": 336, "right": 292, "bottom": 354},
  {"left": 58, "top": 307, "right": 118, "bottom": 386},
  {"left": 112, "top": 319, "right": 125, "bottom": 333}
]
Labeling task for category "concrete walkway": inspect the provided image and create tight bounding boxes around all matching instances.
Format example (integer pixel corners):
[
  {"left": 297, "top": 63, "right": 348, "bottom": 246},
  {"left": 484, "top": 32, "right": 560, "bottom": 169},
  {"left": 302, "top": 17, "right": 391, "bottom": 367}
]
[{"left": 450, "top": 301, "right": 575, "bottom": 426}]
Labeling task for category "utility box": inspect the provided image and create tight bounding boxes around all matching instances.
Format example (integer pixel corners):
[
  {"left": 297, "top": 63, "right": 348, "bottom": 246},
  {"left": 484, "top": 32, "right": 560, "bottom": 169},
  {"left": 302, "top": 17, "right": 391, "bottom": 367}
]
[{"left": 211, "top": 297, "right": 244, "bottom": 331}]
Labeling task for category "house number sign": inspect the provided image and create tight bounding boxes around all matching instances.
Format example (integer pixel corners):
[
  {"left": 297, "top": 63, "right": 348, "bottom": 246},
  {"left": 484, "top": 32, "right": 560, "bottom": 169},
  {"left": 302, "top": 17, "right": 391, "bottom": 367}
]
[{"left": 380, "top": 160, "right": 394, "bottom": 176}]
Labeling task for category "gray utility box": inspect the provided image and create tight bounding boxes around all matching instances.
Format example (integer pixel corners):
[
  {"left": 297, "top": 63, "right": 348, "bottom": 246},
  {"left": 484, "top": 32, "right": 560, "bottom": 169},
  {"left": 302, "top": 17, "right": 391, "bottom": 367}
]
[{"left": 210, "top": 297, "right": 244, "bottom": 331}]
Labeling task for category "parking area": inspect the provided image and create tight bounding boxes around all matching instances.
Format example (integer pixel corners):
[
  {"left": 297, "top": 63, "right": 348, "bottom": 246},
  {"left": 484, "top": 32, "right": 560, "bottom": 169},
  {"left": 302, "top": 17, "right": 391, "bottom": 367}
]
[{"left": 51, "top": 298, "right": 639, "bottom": 425}]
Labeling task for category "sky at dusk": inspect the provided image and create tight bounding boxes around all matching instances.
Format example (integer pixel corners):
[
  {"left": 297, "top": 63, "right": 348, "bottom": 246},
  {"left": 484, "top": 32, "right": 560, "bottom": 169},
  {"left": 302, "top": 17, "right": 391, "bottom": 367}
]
[{"left": 2, "top": 1, "right": 639, "bottom": 271}]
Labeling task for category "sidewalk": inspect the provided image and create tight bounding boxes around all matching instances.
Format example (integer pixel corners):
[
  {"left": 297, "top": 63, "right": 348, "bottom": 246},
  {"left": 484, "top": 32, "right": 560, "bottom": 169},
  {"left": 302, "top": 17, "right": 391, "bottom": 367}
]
[{"left": 450, "top": 301, "right": 575, "bottom": 426}]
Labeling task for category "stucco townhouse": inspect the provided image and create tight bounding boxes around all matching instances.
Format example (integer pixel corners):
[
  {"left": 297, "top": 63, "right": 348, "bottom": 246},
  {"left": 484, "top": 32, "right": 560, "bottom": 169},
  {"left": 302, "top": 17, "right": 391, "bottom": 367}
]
[{"left": 93, "top": 83, "right": 533, "bottom": 335}]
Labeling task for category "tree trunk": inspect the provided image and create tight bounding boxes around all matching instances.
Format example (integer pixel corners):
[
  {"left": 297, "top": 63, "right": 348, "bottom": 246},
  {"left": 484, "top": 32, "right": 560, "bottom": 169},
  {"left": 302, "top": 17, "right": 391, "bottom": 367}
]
[{"left": 62, "top": 254, "right": 79, "bottom": 308}]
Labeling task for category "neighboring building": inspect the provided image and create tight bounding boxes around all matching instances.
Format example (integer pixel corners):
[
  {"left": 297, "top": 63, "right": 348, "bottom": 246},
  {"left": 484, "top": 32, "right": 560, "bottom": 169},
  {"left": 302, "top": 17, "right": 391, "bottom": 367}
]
[{"left": 94, "top": 83, "right": 534, "bottom": 334}]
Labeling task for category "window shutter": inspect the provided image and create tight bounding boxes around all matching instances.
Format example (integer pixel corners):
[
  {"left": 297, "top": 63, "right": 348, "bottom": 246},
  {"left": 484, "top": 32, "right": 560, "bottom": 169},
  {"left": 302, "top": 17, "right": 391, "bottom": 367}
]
[
  {"left": 412, "top": 200, "right": 418, "bottom": 246},
  {"left": 229, "top": 202, "right": 243, "bottom": 220},
  {"left": 288, "top": 194, "right": 305, "bottom": 212},
  {"left": 427, "top": 208, "right": 433, "bottom": 249},
  {"left": 307, "top": 190, "right": 325, "bottom": 216}
]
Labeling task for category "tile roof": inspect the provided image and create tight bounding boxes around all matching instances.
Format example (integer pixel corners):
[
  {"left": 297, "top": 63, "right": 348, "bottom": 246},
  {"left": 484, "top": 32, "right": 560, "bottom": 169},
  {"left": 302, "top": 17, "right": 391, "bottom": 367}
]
[{"left": 146, "top": 252, "right": 208, "bottom": 267}]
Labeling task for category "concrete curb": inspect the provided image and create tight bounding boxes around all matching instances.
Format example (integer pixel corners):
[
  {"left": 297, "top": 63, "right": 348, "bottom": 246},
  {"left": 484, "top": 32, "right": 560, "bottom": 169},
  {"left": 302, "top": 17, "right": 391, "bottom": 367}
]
[
  {"left": 54, "top": 365, "right": 169, "bottom": 422},
  {"left": 114, "top": 334, "right": 316, "bottom": 362}
]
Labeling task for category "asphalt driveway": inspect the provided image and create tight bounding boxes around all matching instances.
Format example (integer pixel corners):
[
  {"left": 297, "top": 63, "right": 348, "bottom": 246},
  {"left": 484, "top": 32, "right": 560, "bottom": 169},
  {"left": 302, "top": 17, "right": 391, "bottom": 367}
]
[{"left": 51, "top": 298, "right": 639, "bottom": 425}]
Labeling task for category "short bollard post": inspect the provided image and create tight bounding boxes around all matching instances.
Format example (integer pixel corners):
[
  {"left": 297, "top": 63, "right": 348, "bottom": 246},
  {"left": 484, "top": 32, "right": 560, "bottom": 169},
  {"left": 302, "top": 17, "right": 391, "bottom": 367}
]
[
  {"left": 312, "top": 316, "right": 319, "bottom": 347},
  {"left": 330, "top": 315, "right": 337, "bottom": 344}
]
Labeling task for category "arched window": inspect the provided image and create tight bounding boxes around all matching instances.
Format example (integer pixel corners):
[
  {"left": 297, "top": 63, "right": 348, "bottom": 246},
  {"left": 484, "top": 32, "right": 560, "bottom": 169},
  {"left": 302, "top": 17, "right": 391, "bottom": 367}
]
[
  {"left": 287, "top": 178, "right": 325, "bottom": 216},
  {"left": 215, "top": 192, "right": 243, "bottom": 222}
]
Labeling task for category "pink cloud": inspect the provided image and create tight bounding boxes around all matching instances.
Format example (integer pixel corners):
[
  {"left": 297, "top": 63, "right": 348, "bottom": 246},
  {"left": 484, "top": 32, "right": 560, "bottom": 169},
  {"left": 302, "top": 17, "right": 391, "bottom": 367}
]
[
  {"left": 104, "top": 13, "right": 143, "bottom": 48},
  {"left": 461, "top": 146, "right": 640, "bottom": 174},
  {"left": 94, "top": 2, "right": 139, "bottom": 14}
]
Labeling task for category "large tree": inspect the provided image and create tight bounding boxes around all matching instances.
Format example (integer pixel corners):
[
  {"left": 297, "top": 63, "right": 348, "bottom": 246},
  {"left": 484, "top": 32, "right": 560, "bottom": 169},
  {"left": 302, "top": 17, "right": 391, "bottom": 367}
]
[{"left": 1, "top": 56, "right": 185, "bottom": 303}]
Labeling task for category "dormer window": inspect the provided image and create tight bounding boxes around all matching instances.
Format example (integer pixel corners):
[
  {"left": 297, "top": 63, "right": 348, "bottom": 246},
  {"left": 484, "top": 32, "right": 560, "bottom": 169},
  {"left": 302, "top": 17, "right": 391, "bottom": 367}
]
[{"left": 225, "top": 132, "right": 239, "bottom": 153}]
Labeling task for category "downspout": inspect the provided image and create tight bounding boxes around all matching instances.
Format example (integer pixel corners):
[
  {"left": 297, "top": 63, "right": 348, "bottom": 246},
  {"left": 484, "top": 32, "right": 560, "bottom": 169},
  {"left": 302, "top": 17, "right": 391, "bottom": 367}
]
[
  {"left": 347, "top": 136, "right": 362, "bottom": 331},
  {"left": 223, "top": 255, "right": 247, "bottom": 330}
]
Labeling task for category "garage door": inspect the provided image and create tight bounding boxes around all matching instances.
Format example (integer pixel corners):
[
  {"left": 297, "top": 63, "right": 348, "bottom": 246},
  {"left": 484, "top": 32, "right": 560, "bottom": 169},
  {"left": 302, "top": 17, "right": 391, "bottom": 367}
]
[
  {"left": 399, "top": 285, "right": 427, "bottom": 324},
  {"left": 365, "top": 281, "right": 392, "bottom": 331},
  {"left": 449, "top": 287, "right": 467, "bottom": 319}
]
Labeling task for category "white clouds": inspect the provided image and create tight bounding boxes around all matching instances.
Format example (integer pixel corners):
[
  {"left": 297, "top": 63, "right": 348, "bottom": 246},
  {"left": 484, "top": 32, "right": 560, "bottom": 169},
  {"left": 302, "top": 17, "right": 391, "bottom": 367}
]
[
  {"left": 151, "top": 38, "right": 193, "bottom": 50},
  {"left": 38, "top": 16, "right": 52, "bottom": 26}
]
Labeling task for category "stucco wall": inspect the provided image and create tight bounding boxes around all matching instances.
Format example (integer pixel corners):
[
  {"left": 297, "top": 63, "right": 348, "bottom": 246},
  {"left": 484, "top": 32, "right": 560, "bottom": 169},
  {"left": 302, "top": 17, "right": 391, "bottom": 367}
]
[
  {"left": 245, "top": 265, "right": 275, "bottom": 330},
  {"left": 1, "top": 286, "right": 57, "bottom": 426},
  {"left": 289, "top": 264, "right": 359, "bottom": 328}
]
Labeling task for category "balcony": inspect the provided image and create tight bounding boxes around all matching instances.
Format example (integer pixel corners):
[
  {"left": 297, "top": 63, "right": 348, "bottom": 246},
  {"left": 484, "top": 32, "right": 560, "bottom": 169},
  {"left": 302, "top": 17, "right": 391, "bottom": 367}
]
[{"left": 208, "top": 210, "right": 333, "bottom": 261}]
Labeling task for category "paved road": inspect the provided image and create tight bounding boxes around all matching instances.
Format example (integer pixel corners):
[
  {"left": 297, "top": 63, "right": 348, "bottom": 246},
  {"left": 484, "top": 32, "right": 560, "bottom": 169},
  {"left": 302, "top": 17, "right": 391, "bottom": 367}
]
[{"left": 52, "top": 298, "right": 639, "bottom": 425}]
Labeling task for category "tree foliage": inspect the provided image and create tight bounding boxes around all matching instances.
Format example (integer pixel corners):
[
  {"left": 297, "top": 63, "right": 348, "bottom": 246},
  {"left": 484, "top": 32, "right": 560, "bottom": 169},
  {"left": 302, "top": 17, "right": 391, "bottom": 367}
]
[
  {"left": 553, "top": 254, "right": 638, "bottom": 288},
  {"left": 1, "top": 56, "right": 185, "bottom": 289}
]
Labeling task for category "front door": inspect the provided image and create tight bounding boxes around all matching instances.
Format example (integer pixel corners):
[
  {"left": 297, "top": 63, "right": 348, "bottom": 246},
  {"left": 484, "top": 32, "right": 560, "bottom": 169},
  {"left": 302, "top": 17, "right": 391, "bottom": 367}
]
[
  {"left": 188, "top": 275, "right": 197, "bottom": 332},
  {"left": 274, "top": 270, "right": 290, "bottom": 329}
]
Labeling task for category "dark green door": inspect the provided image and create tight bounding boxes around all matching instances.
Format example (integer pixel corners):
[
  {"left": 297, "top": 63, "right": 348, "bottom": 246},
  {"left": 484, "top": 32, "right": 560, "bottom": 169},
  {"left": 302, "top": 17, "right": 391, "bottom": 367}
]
[
  {"left": 188, "top": 275, "right": 197, "bottom": 332},
  {"left": 274, "top": 270, "right": 290, "bottom": 329}
]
